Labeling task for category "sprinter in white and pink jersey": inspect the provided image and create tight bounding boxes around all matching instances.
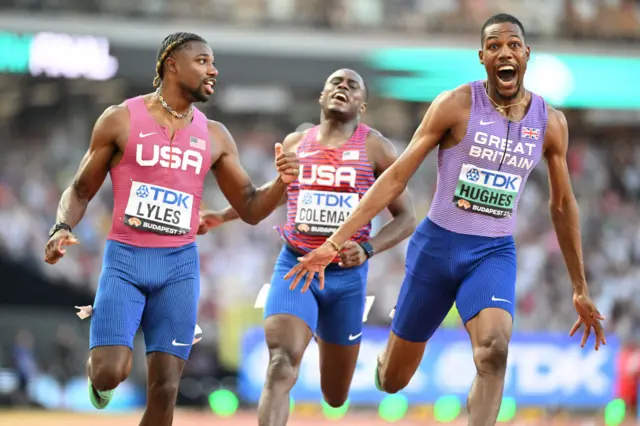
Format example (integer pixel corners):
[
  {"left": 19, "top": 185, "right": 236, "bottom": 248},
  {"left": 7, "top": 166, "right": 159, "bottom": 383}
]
[
  {"left": 286, "top": 14, "right": 605, "bottom": 426},
  {"left": 43, "top": 32, "right": 299, "bottom": 426}
]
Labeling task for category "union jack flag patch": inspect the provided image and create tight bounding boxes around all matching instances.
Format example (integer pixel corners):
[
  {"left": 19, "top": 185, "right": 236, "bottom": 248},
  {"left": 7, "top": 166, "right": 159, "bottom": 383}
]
[{"left": 521, "top": 127, "right": 540, "bottom": 140}]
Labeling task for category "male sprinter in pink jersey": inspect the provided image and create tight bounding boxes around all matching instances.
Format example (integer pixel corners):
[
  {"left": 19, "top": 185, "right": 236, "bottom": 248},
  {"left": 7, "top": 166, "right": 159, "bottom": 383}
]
[
  {"left": 286, "top": 15, "right": 605, "bottom": 426},
  {"left": 43, "top": 32, "right": 299, "bottom": 426},
  {"left": 199, "top": 69, "right": 416, "bottom": 426}
]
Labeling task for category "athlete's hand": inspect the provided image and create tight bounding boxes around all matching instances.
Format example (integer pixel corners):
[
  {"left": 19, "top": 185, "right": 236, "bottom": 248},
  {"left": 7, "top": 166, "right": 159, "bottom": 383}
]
[
  {"left": 339, "top": 241, "right": 367, "bottom": 268},
  {"left": 44, "top": 229, "right": 79, "bottom": 265},
  {"left": 197, "top": 210, "right": 225, "bottom": 235},
  {"left": 284, "top": 241, "right": 338, "bottom": 292},
  {"left": 275, "top": 142, "right": 300, "bottom": 184},
  {"left": 570, "top": 291, "right": 606, "bottom": 350}
]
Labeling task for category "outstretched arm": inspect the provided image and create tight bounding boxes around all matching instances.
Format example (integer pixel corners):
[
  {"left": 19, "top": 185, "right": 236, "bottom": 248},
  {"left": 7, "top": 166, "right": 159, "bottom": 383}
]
[
  {"left": 544, "top": 108, "right": 587, "bottom": 295},
  {"left": 209, "top": 121, "right": 299, "bottom": 225},
  {"left": 198, "top": 188, "right": 287, "bottom": 232},
  {"left": 329, "top": 90, "right": 459, "bottom": 247},
  {"left": 364, "top": 130, "right": 416, "bottom": 255},
  {"left": 211, "top": 189, "right": 287, "bottom": 222},
  {"left": 544, "top": 106, "right": 605, "bottom": 349},
  {"left": 56, "top": 105, "right": 124, "bottom": 228}
]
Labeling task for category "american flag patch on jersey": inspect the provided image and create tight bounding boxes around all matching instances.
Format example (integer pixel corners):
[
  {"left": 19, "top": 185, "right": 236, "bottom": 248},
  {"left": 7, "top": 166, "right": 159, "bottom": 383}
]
[
  {"left": 190, "top": 136, "right": 206, "bottom": 150},
  {"left": 342, "top": 150, "right": 359, "bottom": 161},
  {"left": 521, "top": 127, "right": 540, "bottom": 140}
]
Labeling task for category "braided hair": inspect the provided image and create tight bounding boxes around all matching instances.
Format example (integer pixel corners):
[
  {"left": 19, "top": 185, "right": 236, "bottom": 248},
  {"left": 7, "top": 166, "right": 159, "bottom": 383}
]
[{"left": 153, "top": 32, "right": 207, "bottom": 87}]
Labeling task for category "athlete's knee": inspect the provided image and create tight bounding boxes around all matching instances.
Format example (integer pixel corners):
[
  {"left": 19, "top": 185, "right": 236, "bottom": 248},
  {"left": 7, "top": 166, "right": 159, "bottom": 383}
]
[
  {"left": 89, "top": 348, "right": 131, "bottom": 390},
  {"left": 89, "top": 360, "right": 129, "bottom": 390},
  {"left": 148, "top": 378, "right": 180, "bottom": 405},
  {"left": 377, "top": 345, "right": 421, "bottom": 394},
  {"left": 472, "top": 335, "right": 509, "bottom": 377},
  {"left": 320, "top": 371, "right": 350, "bottom": 407},
  {"left": 144, "top": 353, "right": 184, "bottom": 409},
  {"left": 265, "top": 347, "right": 303, "bottom": 388},
  {"left": 377, "top": 350, "right": 407, "bottom": 393},
  {"left": 323, "top": 394, "right": 348, "bottom": 409},
  {"left": 378, "top": 369, "right": 411, "bottom": 394}
]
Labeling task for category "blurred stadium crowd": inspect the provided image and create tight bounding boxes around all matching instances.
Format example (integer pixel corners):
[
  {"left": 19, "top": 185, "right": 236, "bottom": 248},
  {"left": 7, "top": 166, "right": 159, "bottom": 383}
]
[{"left": 6, "top": 0, "right": 640, "bottom": 41}]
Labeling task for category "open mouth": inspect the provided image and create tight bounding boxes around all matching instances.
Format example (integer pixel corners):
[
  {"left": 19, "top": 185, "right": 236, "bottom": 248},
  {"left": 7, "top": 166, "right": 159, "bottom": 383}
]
[
  {"left": 204, "top": 79, "right": 216, "bottom": 94},
  {"left": 331, "top": 92, "right": 349, "bottom": 103},
  {"left": 496, "top": 65, "right": 517, "bottom": 83}
]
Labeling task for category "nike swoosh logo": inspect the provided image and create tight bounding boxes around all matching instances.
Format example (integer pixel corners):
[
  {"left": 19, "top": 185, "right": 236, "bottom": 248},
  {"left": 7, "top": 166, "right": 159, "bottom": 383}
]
[
  {"left": 348, "top": 332, "right": 363, "bottom": 341},
  {"left": 299, "top": 150, "right": 320, "bottom": 158},
  {"left": 139, "top": 131, "right": 156, "bottom": 138},
  {"left": 491, "top": 296, "right": 511, "bottom": 304},
  {"left": 172, "top": 339, "right": 191, "bottom": 346},
  {"left": 479, "top": 119, "right": 495, "bottom": 125}
]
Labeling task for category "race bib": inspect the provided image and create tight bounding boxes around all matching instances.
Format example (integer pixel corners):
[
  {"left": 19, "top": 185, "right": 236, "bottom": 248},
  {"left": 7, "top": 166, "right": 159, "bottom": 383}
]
[
  {"left": 294, "top": 189, "right": 358, "bottom": 236},
  {"left": 124, "top": 181, "right": 193, "bottom": 235},
  {"left": 453, "top": 164, "right": 522, "bottom": 219}
]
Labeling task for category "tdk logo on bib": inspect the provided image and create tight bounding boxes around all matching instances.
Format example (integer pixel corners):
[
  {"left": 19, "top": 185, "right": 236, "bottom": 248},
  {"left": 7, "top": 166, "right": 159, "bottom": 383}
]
[
  {"left": 302, "top": 192, "right": 354, "bottom": 209},
  {"left": 136, "top": 185, "right": 191, "bottom": 209},
  {"left": 466, "top": 168, "right": 520, "bottom": 191},
  {"left": 454, "top": 164, "right": 522, "bottom": 218},
  {"left": 295, "top": 189, "right": 358, "bottom": 236},
  {"left": 124, "top": 181, "right": 194, "bottom": 235}
]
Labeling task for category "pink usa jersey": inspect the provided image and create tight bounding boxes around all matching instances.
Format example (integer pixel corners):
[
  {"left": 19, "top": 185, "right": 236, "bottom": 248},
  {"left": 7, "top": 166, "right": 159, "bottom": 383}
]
[{"left": 277, "top": 124, "right": 375, "bottom": 258}]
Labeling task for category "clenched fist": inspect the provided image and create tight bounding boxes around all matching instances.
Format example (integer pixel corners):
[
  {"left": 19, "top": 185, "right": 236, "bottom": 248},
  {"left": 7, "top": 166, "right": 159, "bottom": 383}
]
[{"left": 274, "top": 143, "right": 300, "bottom": 184}]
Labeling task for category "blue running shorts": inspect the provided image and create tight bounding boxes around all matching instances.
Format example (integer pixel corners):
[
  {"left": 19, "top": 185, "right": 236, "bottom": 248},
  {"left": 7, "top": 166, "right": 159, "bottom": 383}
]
[
  {"left": 90, "top": 240, "right": 200, "bottom": 360},
  {"left": 392, "top": 217, "right": 516, "bottom": 342},
  {"left": 265, "top": 245, "right": 369, "bottom": 345}
]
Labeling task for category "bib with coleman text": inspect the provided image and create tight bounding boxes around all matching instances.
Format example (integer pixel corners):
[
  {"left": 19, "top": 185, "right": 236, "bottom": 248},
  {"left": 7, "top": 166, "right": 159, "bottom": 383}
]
[
  {"left": 294, "top": 189, "right": 359, "bottom": 236},
  {"left": 124, "top": 181, "right": 193, "bottom": 235},
  {"left": 278, "top": 123, "right": 375, "bottom": 255},
  {"left": 453, "top": 163, "right": 522, "bottom": 219}
]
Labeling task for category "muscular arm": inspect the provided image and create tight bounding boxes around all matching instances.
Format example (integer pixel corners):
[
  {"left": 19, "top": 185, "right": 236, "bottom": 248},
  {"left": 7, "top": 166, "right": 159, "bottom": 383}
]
[
  {"left": 208, "top": 188, "right": 287, "bottom": 224},
  {"left": 544, "top": 108, "right": 588, "bottom": 295},
  {"left": 210, "top": 122, "right": 297, "bottom": 225},
  {"left": 56, "top": 105, "right": 123, "bottom": 228},
  {"left": 329, "top": 90, "right": 461, "bottom": 246},
  {"left": 364, "top": 130, "right": 416, "bottom": 255}
]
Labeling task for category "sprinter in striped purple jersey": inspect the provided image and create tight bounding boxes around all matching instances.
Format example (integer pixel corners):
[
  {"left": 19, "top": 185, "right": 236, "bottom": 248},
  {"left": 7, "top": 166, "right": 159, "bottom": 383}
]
[
  {"left": 286, "top": 15, "right": 606, "bottom": 426},
  {"left": 199, "top": 69, "right": 415, "bottom": 426}
]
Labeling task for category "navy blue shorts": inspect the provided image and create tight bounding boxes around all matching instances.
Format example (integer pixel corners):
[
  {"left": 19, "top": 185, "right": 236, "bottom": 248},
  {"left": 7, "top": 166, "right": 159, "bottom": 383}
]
[
  {"left": 392, "top": 218, "right": 516, "bottom": 343},
  {"left": 90, "top": 240, "right": 200, "bottom": 361},
  {"left": 265, "top": 245, "right": 368, "bottom": 345}
]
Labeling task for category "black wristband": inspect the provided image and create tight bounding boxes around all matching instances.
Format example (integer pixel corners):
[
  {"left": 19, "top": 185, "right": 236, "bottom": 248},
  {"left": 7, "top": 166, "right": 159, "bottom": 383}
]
[
  {"left": 359, "top": 241, "right": 375, "bottom": 259},
  {"left": 49, "top": 223, "right": 72, "bottom": 239}
]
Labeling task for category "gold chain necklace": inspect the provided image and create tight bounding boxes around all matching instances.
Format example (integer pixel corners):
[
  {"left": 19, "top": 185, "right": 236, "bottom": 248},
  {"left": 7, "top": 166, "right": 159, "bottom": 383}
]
[
  {"left": 484, "top": 83, "right": 528, "bottom": 117},
  {"left": 156, "top": 89, "right": 193, "bottom": 119}
]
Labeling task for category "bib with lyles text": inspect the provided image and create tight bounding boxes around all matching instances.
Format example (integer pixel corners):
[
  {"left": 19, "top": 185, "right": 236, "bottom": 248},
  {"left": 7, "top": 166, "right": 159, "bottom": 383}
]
[{"left": 124, "top": 181, "right": 193, "bottom": 235}]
